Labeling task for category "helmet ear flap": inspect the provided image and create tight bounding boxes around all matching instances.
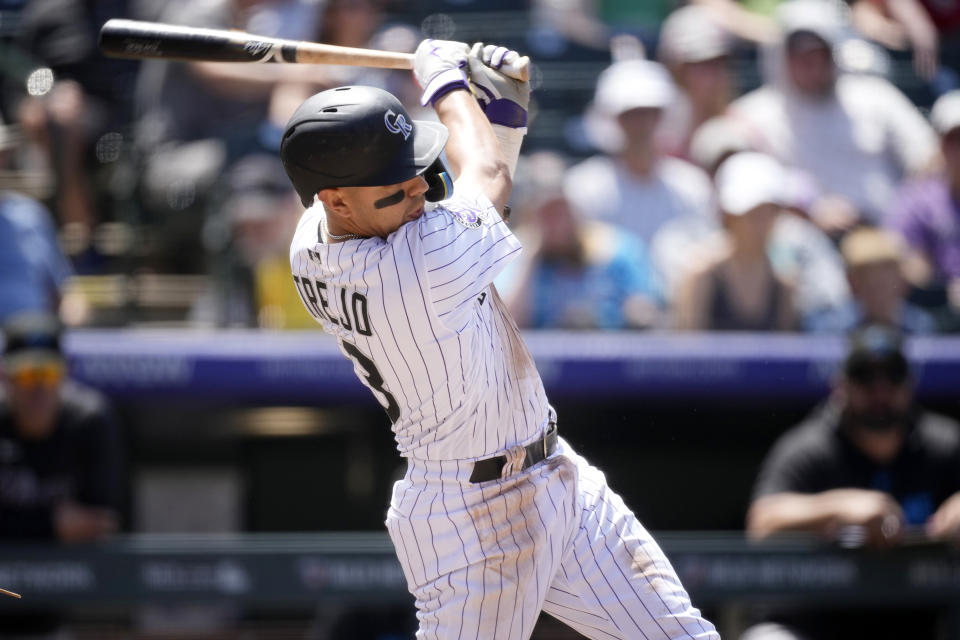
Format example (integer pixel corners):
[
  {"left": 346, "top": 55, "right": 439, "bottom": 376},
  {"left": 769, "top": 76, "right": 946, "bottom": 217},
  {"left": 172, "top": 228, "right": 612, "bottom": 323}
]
[{"left": 424, "top": 158, "right": 453, "bottom": 202}]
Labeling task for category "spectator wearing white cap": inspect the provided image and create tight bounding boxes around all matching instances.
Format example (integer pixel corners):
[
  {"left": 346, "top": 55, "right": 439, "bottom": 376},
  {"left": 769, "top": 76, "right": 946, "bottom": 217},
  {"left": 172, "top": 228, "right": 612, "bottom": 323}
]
[
  {"left": 673, "top": 152, "right": 798, "bottom": 331},
  {"left": 656, "top": 115, "right": 852, "bottom": 324},
  {"left": 648, "top": 115, "right": 754, "bottom": 306},
  {"left": 656, "top": 5, "right": 737, "bottom": 162},
  {"left": 887, "top": 89, "right": 960, "bottom": 327},
  {"left": 730, "top": 0, "right": 938, "bottom": 235},
  {"left": 565, "top": 59, "right": 715, "bottom": 251}
]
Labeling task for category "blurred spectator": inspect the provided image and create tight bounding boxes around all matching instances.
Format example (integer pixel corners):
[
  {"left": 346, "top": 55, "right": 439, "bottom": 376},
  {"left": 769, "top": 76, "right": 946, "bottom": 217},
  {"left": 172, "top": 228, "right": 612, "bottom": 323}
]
[
  {"left": 652, "top": 115, "right": 757, "bottom": 296},
  {"left": 497, "top": 153, "right": 661, "bottom": 330},
  {"left": 914, "top": 0, "right": 960, "bottom": 38},
  {"left": 0, "top": 313, "right": 124, "bottom": 636},
  {"left": 846, "top": 0, "right": 940, "bottom": 80},
  {"left": 743, "top": 323, "right": 960, "bottom": 639},
  {"left": 888, "top": 89, "right": 960, "bottom": 328},
  {"left": 687, "top": 113, "right": 756, "bottom": 175},
  {"left": 9, "top": 0, "right": 138, "bottom": 268},
  {"left": 317, "top": 0, "right": 383, "bottom": 50},
  {"left": 654, "top": 116, "right": 850, "bottom": 320},
  {"left": 730, "top": 0, "right": 939, "bottom": 236},
  {"left": 0, "top": 194, "right": 73, "bottom": 326},
  {"left": 656, "top": 5, "right": 737, "bottom": 161},
  {"left": 767, "top": 212, "right": 852, "bottom": 328},
  {"left": 0, "top": 314, "right": 123, "bottom": 542},
  {"left": 808, "top": 226, "right": 938, "bottom": 333},
  {"left": 193, "top": 153, "right": 314, "bottom": 329},
  {"left": 263, "top": 0, "right": 397, "bottom": 143},
  {"left": 530, "top": 0, "right": 776, "bottom": 57},
  {"left": 0, "top": 117, "right": 73, "bottom": 325},
  {"left": 688, "top": 0, "right": 787, "bottom": 45},
  {"left": 674, "top": 152, "right": 798, "bottom": 331},
  {"left": 649, "top": 115, "right": 749, "bottom": 302},
  {"left": 529, "top": 0, "right": 677, "bottom": 53},
  {"left": 566, "top": 58, "right": 715, "bottom": 249}
]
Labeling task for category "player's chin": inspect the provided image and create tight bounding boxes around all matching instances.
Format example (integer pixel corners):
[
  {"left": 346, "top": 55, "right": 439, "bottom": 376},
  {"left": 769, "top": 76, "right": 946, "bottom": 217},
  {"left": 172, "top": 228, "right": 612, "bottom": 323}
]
[{"left": 405, "top": 201, "right": 426, "bottom": 222}]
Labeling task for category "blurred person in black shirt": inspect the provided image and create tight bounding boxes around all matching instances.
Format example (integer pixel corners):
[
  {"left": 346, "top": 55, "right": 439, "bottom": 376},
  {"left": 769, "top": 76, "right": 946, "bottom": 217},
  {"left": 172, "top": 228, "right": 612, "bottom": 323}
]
[
  {"left": 742, "top": 323, "right": 960, "bottom": 640},
  {"left": 0, "top": 312, "right": 124, "bottom": 637}
]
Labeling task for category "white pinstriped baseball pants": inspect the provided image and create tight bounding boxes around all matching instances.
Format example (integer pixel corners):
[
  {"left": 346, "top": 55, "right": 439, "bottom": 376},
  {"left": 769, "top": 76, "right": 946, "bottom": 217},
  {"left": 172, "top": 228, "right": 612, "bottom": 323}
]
[{"left": 386, "top": 437, "right": 720, "bottom": 639}]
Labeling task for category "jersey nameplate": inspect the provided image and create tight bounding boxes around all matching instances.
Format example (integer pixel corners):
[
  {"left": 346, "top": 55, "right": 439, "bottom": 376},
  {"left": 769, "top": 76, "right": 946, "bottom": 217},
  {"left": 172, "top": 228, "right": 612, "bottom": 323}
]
[{"left": 292, "top": 275, "right": 372, "bottom": 336}]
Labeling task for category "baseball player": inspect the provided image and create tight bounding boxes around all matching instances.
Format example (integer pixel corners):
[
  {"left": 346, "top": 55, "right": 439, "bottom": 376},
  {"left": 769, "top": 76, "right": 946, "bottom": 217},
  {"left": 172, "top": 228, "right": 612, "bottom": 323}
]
[{"left": 282, "top": 39, "right": 719, "bottom": 639}]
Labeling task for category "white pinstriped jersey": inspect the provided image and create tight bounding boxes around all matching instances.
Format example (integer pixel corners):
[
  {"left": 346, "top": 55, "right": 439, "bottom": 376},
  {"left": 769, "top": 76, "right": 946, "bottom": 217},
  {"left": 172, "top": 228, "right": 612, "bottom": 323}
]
[
  {"left": 291, "top": 187, "right": 719, "bottom": 640},
  {"left": 289, "top": 189, "right": 552, "bottom": 461}
]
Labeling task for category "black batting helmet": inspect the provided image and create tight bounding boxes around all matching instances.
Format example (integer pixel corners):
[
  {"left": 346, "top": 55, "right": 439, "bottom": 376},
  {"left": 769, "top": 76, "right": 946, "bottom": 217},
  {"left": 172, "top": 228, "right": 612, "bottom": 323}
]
[{"left": 280, "top": 85, "right": 449, "bottom": 207}]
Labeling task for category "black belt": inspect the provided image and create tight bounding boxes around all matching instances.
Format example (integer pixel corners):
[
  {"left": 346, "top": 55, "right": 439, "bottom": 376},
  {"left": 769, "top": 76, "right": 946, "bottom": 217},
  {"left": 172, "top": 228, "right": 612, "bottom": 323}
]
[{"left": 469, "top": 423, "right": 558, "bottom": 483}]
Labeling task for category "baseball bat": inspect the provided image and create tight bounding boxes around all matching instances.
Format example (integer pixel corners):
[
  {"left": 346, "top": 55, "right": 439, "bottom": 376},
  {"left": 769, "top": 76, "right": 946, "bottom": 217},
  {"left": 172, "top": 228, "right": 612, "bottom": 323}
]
[{"left": 98, "top": 19, "right": 530, "bottom": 82}]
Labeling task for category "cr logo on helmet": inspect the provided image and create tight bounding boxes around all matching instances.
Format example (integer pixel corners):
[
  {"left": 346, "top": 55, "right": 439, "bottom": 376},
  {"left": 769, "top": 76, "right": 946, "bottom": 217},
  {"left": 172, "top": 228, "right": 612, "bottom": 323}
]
[{"left": 384, "top": 109, "right": 413, "bottom": 139}]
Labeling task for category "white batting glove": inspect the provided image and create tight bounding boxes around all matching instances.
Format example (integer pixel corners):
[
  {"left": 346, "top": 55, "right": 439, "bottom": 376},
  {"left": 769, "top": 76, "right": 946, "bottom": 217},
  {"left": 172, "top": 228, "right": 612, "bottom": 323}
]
[
  {"left": 467, "top": 42, "right": 531, "bottom": 129},
  {"left": 413, "top": 39, "right": 471, "bottom": 106}
]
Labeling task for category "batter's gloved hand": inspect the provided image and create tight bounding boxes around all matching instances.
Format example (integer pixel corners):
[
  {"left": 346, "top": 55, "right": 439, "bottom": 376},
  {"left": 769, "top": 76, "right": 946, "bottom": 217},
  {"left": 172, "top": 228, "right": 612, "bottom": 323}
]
[
  {"left": 467, "top": 42, "right": 531, "bottom": 129},
  {"left": 414, "top": 39, "right": 471, "bottom": 106}
]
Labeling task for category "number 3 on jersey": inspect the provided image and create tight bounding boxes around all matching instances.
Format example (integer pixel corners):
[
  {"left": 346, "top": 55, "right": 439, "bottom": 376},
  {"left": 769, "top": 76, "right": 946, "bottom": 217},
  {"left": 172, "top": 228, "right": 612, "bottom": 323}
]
[{"left": 341, "top": 341, "right": 400, "bottom": 423}]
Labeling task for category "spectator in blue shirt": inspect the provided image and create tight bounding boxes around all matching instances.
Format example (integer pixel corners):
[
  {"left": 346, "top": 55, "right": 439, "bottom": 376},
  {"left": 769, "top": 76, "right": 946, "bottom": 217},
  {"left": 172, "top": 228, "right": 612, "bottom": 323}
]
[
  {"left": 498, "top": 154, "right": 661, "bottom": 329},
  {"left": 0, "top": 193, "right": 73, "bottom": 325},
  {"left": 0, "top": 115, "right": 73, "bottom": 325}
]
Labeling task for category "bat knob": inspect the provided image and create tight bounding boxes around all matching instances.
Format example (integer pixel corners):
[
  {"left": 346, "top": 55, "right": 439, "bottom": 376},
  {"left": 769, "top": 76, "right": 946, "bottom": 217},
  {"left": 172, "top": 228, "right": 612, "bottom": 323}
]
[{"left": 501, "top": 55, "right": 530, "bottom": 83}]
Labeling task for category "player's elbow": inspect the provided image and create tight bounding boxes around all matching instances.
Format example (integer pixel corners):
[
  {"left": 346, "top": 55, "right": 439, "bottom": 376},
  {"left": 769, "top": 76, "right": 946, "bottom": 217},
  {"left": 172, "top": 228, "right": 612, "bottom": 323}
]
[
  {"left": 465, "top": 157, "right": 512, "bottom": 211},
  {"left": 491, "top": 167, "right": 512, "bottom": 212},
  {"left": 482, "top": 156, "right": 512, "bottom": 192}
]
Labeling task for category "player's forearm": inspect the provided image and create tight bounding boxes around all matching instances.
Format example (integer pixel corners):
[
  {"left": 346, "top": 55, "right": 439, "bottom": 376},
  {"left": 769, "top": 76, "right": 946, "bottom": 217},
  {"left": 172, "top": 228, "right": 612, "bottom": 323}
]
[{"left": 433, "top": 90, "right": 511, "bottom": 212}]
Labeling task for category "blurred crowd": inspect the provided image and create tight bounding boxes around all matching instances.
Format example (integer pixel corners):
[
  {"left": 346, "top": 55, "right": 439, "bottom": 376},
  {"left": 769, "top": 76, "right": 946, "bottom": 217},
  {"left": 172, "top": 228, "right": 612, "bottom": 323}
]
[
  {"left": 1, "top": 0, "right": 960, "bottom": 335},
  {"left": 2, "top": 3, "right": 960, "bottom": 637}
]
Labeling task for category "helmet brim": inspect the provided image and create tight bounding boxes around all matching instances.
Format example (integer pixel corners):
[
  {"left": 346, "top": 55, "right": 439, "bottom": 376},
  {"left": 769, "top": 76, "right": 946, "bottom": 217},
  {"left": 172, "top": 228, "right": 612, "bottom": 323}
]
[
  {"left": 379, "top": 119, "right": 448, "bottom": 185},
  {"left": 412, "top": 120, "right": 448, "bottom": 173}
]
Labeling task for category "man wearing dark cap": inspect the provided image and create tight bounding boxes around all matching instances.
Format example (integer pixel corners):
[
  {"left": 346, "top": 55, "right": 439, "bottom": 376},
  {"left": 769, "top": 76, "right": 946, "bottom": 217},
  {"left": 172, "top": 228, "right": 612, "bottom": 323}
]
[
  {"left": 0, "top": 313, "right": 124, "bottom": 635},
  {"left": 743, "top": 323, "right": 960, "bottom": 639}
]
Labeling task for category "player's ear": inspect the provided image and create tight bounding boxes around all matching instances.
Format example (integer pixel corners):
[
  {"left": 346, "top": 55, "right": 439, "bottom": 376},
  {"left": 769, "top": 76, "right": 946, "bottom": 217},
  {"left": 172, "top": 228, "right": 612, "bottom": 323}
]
[{"left": 317, "top": 188, "right": 353, "bottom": 218}]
